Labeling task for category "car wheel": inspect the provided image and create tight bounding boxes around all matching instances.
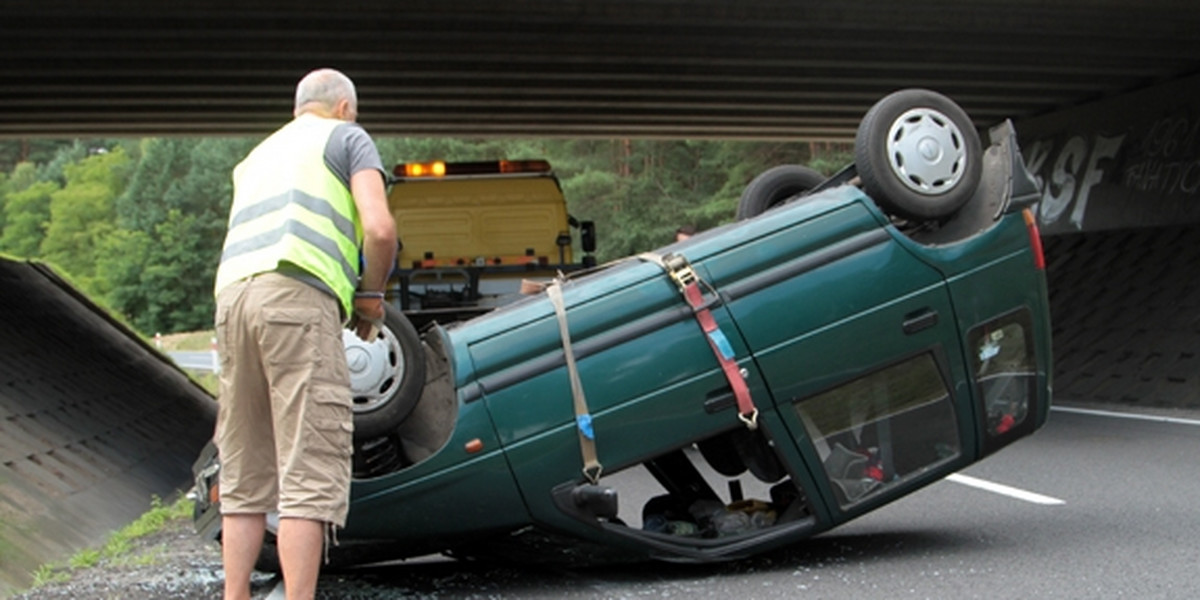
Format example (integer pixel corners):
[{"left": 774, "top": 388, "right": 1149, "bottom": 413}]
[
  {"left": 854, "top": 89, "right": 982, "bottom": 221},
  {"left": 343, "top": 303, "right": 426, "bottom": 441},
  {"left": 736, "top": 165, "right": 827, "bottom": 220}
]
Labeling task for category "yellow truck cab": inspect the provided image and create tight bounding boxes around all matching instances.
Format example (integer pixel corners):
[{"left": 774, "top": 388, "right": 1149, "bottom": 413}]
[{"left": 386, "top": 159, "right": 596, "bottom": 327}]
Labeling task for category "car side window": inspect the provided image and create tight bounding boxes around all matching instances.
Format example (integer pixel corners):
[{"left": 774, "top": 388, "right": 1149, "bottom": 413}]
[
  {"left": 794, "top": 351, "right": 960, "bottom": 508},
  {"left": 968, "top": 309, "right": 1036, "bottom": 440}
]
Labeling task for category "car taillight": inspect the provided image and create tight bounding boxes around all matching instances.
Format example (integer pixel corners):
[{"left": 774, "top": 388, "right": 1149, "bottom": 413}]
[{"left": 1022, "top": 208, "right": 1045, "bottom": 270}]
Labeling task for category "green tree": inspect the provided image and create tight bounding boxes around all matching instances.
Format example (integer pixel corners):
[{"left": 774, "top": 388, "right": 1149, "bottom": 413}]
[
  {"left": 101, "top": 138, "right": 196, "bottom": 332},
  {"left": 39, "top": 147, "right": 132, "bottom": 295},
  {"left": 100, "top": 137, "right": 252, "bottom": 333},
  {"left": 0, "top": 139, "right": 75, "bottom": 174},
  {"left": 6, "top": 161, "right": 39, "bottom": 193},
  {"left": 148, "top": 138, "right": 250, "bottom": 332},
  {"left": 36, "top": 141, "right": 91, "bottom": 185},
  {"left": 116, "top": 138, "right": 195, "bottom": 232},
  {"left": 0, "top": 176, "right": 58, "bottom": 257},
  {"left": 137, "top": 209, "right": 227, "bottom": 330},
  {"left": 171, "top": 137, "right": 254, "bottom": 220},
  {"left": 548, "top": 138, "right": 852, "bottom": 260},
  {"left": 95, "top": 228, "right": 154, "bottom": 321}
]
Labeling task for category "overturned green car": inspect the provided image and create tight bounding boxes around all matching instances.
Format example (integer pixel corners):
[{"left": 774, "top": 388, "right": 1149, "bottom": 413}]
[{"left": 193, "top": 89, "right": 1052, "bottom": 567}]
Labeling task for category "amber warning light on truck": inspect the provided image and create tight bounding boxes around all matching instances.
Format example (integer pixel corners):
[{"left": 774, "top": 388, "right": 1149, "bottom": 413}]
[
  {"left": 395, "top": 159, "right": 552, "bottom": 179},
  {"left": 401, "top": 161, "right": 446, "bottom": 177}
]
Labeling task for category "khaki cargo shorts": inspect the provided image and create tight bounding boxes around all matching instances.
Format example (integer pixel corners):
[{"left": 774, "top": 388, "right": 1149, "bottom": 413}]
[{"left": 214, "top": 272, "right": 353, "bottom": 527}]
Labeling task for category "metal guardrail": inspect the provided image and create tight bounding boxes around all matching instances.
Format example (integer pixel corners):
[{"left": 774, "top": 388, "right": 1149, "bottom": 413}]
[{"left": 168, "top": 350, "right": 218, "bottom": 372}]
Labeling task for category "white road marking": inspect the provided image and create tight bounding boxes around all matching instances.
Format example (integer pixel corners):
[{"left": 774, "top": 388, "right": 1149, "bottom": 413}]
[
  {"left": 944, "top": 405, "right": 1200, "bottom": 505},
  {"left": 1052, "top": 405, "right": 1200, "bottom": 427},
  {"left": 945, "top": 473, "right": 1065, "bottom": 505}
]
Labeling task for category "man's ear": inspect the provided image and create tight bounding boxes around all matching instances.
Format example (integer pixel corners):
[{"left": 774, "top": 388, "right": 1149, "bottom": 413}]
[{"left": 335, "top": 99, "right": 356, "bottom": 121}]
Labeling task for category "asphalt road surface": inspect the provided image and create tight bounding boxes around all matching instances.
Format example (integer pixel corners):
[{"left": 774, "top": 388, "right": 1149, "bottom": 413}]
[{"left": 291, "top": 404, "right": 1199, "bottom": 599}]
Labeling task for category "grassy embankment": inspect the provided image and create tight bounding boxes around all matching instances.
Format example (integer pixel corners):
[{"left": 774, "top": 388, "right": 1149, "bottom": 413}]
[
  {"left": 27, "top": 495, "right": 195, "bottom": 589},
  {"left": 21, "top": 330, "right": 220, "bottom": 591}
]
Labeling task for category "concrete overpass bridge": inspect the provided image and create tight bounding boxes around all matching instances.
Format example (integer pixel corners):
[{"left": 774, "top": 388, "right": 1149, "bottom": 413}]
[{"left": 1, "top": 0, "right": 1198, "bottom": 591}]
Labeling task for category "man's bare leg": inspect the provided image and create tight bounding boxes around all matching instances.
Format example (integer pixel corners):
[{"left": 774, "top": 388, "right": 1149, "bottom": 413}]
[
  {"left": 277, "top": 517, "right": 325, "bottom": 600},
  {"left": 222, "top": 513, "right": 266, "bottom": 600}
]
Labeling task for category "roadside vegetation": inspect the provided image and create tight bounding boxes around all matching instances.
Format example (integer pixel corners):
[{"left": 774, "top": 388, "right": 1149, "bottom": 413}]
[{"left": 26, "top": 495, "right": 195, "bottom": 591}]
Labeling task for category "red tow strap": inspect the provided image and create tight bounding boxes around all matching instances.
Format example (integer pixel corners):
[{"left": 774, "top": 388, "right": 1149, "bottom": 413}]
[{"left": 640, "top": 252, "right": 758, "bottom": 429}]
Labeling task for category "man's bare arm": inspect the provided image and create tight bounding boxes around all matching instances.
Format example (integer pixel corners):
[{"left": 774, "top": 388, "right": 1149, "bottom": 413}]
[
  {"left": 351, "top": 169, "right": 396, "bottom": 292},
  {"left": 349, "top": 169, "right": 396, "bottom": 340}
]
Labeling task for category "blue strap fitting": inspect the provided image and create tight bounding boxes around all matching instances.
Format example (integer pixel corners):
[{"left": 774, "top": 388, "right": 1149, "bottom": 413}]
[
  {"left": 707, "top": 329, "right": 735, "bottom": 360},
  {"left": 576, "top": 414, "right": 595, "bottom": 440}
]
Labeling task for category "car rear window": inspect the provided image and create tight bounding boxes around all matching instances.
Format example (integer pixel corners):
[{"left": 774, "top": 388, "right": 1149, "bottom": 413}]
[{"left": 967, "top": 309, "right": 1037, "bottom": 440}]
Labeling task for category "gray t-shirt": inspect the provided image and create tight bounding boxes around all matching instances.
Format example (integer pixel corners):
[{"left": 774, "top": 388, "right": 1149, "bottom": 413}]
[{"left": 324, "top": 122, "right": 386, "bottom": 189}]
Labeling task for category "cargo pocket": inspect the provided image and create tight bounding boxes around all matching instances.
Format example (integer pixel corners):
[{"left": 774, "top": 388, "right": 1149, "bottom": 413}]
[
  {"left": 303, "top": 389, "right": 354, "bottom": 514},
  {"left": 308, "top": 384, "right": 354, "bottom": 461},
  {"left": 262, "top": 306, "right": 322, "bottom": 366},
  {"left": 284, "top": 389, "right": 353, "bottom": 523}
]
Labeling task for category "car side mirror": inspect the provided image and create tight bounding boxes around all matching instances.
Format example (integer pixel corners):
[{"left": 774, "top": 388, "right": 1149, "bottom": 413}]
[{"left": 580, "top": 221, "right": 597, "bottom": 253}]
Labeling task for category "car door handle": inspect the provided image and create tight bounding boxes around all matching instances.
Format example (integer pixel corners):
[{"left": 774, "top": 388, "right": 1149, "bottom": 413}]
[
  {"left": 703, "top": 390, "right": 736, "bottom": 414},
  {"left": 902, "top": 308, "right": 939, "bottom": 334}
]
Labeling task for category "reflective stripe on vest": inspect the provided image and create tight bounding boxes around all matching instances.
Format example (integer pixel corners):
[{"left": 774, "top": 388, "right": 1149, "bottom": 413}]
[{"left": 214, "top": 115, "right": 362, "bottom": 316}]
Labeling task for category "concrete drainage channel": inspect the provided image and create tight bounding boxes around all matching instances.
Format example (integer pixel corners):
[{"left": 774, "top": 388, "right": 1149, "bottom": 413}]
[
  {"left": 2, "top": 224, "right": 1200, "bottom": 594},
  {"left": 0, "top": 258, "right": 216, "bottom": 595}
]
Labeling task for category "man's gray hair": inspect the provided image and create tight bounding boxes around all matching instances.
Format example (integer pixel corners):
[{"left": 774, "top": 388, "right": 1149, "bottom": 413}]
[{"left": 294, "top": 68, "right": 358, "bottom": 112}]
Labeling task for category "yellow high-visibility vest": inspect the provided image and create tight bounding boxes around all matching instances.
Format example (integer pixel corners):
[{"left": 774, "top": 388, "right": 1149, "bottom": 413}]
[{"left": 214, "top": 114, "right": 362, "bottom": 316}]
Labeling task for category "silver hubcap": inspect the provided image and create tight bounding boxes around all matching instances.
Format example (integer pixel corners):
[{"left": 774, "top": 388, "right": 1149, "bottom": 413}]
[
  {"left": 342, "top": 326, "right": 405, "bottom": 413},
  {"left": 886, "top": 107, "right": 967, "bottom": 196}
]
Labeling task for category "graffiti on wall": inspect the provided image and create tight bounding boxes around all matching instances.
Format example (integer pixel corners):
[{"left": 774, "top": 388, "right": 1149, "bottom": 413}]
[
  {"left": 1017, "top": 75, "right": 1200, "bottom": 234},
  {"left": 1024, "top": 132, "right": 1125, "bottom": 230},
  {"left": 1123, "top": 115, "right": 1200, "bottom": 198}
]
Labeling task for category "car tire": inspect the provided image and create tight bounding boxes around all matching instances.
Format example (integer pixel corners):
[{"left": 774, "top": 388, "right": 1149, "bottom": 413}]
[
  {"left": 736, "top": 165, "right": 827, "bottom": 220},
  {"left": 854, "top": 88, "right": 982, "bottom": 221},
  {"left": 344, "top": 303, "right": 426, "bottom": 441}
]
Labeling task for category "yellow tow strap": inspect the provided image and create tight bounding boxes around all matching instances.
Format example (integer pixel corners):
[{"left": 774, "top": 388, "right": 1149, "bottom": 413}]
[{"left": 546, "top": 279, "right": 603, "bottom": 484}]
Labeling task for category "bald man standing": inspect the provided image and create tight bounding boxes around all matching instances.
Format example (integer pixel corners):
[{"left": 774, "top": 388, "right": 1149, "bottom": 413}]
[{"left": 212, "top": 68, "right": 396, "bottom": 600}]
